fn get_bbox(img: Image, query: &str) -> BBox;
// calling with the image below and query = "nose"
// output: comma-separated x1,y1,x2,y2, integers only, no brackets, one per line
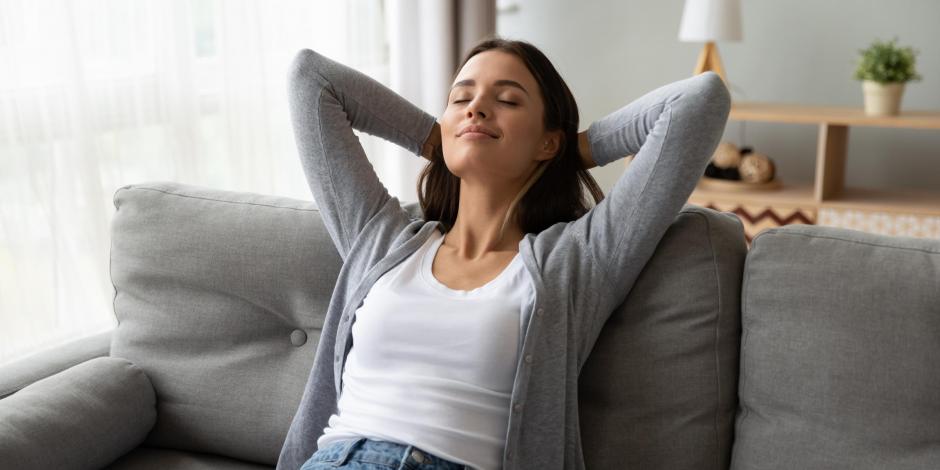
465,99,487,119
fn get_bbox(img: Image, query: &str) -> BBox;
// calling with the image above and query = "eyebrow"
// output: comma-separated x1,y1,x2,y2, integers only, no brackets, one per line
450,79,529,96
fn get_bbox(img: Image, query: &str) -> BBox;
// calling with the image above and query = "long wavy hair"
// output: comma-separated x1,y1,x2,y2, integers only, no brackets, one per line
416,36,605,239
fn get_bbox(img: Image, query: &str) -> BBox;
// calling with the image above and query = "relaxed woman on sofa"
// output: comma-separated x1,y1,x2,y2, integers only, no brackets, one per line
278,36,731,470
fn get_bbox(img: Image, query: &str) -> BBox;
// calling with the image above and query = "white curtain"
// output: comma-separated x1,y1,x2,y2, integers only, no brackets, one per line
0,0,392,365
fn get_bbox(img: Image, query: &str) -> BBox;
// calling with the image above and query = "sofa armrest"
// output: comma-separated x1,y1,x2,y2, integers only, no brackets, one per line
0,330,112,399
0,356,156,470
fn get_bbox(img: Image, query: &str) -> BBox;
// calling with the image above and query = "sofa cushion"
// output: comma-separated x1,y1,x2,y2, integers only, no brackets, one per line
579,205,747,469
109,182,341,466
105,446,273,469
0,330,112,399
731,224,940,469
0,356,156,470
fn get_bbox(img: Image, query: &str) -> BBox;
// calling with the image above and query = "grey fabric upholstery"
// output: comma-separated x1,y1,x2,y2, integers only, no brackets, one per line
730,224,940,469
5,180,936,469
580,206,746,469
0,330,112,399
105,181,748,468
0,356,156,470
105,447,274,470
108,181,338,466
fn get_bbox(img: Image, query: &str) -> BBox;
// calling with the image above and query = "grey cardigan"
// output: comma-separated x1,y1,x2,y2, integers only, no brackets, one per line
276,48,731,470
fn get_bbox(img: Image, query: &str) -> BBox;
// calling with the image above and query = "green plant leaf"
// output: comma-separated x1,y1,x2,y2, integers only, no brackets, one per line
853,36,923,84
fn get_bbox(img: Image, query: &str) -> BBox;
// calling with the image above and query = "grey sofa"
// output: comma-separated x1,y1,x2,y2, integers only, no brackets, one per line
1,181,937,470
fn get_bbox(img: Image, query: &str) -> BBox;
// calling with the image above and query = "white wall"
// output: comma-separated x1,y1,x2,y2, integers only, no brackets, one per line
496,0,939,194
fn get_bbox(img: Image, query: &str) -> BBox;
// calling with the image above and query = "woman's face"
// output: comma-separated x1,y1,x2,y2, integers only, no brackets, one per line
440,50,558,185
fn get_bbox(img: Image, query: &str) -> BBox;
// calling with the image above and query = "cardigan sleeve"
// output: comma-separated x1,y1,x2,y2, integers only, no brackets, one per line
286,48,438,261
564,71,731,353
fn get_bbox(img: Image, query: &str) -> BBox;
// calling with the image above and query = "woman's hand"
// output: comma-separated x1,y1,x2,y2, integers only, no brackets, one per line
578,130,597,170
421,121,442,161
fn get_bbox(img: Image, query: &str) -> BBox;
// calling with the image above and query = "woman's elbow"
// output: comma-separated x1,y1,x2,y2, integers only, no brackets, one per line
288,48,329,90
693,71,732,119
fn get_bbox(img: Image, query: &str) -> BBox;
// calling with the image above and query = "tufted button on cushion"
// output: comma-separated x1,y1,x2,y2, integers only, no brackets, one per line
290,329,307,346
107,182,341,464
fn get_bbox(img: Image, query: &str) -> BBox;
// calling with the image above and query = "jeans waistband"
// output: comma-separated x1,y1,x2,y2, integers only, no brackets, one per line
317,437,474,469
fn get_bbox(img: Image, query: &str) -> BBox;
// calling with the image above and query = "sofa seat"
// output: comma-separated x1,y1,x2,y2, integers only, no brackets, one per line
105,447,273,470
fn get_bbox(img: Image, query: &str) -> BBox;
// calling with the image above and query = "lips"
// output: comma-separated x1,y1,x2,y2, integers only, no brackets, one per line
458,124,499,138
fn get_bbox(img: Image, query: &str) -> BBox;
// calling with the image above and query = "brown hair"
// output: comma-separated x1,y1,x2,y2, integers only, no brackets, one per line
416,36,605,239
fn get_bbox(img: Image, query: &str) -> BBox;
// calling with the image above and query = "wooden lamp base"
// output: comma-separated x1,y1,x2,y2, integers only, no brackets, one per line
694,41,729,87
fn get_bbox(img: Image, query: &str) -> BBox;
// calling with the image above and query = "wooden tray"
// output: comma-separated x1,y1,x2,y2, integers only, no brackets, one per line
696,176,783,192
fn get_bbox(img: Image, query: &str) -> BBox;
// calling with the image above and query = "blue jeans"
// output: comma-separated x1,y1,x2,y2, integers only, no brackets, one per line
300,437,474,470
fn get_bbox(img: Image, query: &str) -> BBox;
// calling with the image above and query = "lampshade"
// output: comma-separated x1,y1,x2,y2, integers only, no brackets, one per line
678,0,742,42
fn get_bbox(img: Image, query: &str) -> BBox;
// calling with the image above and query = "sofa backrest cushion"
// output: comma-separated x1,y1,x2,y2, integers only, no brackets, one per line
579,205,747,470
109,182,749,468
109,182,339,465
731,224,940,469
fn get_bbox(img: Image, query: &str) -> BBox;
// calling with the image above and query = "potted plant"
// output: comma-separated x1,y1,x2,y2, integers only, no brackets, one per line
853,37,922,116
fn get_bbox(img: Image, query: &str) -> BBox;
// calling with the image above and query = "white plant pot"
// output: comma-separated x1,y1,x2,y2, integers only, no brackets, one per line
862,80,905,116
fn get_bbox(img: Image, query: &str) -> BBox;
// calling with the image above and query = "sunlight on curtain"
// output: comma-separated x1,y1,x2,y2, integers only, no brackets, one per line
0,0,391,365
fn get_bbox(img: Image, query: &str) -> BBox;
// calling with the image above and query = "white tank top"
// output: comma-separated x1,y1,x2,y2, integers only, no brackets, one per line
317,228,533,470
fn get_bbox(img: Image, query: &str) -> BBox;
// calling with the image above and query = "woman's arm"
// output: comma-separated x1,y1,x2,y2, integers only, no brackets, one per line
287,48,438,260
564,71,731,356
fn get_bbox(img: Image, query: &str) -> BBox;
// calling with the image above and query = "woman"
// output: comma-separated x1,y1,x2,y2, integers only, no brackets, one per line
278,37,731,470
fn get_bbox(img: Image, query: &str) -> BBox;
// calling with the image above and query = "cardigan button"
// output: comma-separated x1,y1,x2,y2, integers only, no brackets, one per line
513,402,523,412
536,308,544,315
524,354,533,364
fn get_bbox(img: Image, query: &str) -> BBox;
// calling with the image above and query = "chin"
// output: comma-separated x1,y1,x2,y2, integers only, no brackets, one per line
444,147,479,165
447,152,512,181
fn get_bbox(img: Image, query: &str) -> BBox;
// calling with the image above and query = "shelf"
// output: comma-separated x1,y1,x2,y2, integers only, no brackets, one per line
691,181,815,207
727,102,940,214
691,180,940,216
820,186,940,216
680,100,940,241
730,102,940,130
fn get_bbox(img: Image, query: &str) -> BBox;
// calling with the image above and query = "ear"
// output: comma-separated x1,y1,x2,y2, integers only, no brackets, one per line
536,129,564,162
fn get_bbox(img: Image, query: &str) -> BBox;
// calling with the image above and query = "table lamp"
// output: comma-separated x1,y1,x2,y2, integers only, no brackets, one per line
678,0,742,86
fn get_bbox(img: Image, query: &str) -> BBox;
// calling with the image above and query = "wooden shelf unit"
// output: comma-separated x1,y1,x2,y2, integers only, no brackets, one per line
680,101,940,242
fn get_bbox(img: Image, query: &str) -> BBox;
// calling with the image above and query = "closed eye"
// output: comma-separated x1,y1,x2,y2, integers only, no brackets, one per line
452,100,517,106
